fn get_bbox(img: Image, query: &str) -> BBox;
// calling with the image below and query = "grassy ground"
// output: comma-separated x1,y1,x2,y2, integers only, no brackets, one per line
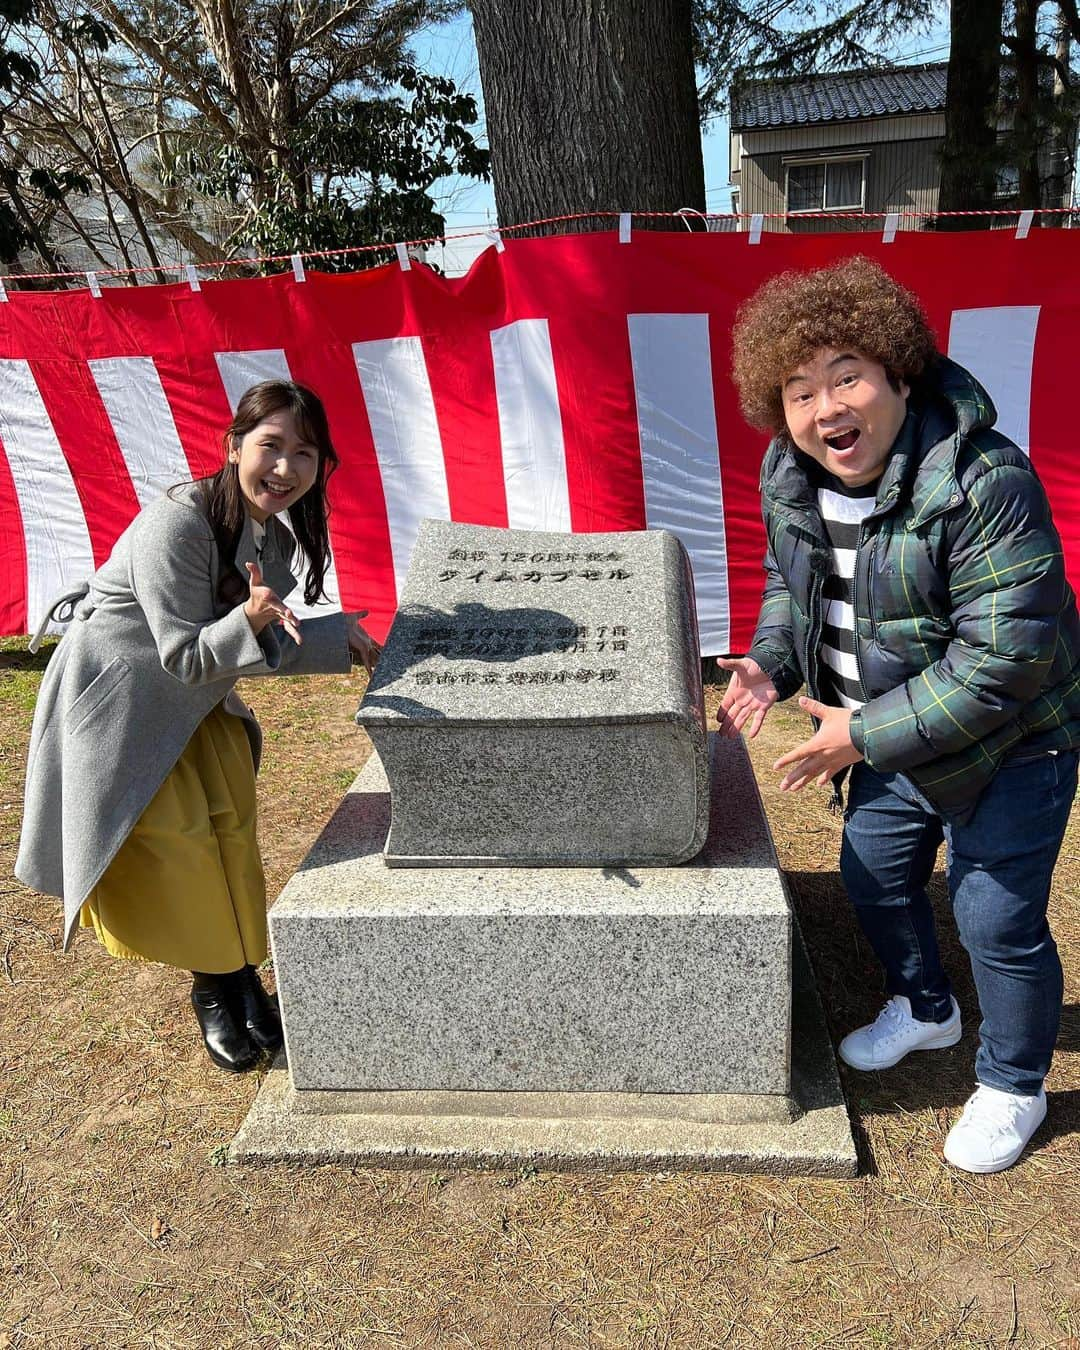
1,638,1078,1349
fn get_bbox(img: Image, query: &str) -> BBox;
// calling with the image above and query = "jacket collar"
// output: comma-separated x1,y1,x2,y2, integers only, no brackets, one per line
906,358,997,527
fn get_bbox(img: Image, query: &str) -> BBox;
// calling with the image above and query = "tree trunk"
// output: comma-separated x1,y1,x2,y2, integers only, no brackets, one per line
1047,20,1075,212
937,0,1003,228
469,0,705,230
1013,0,1042,212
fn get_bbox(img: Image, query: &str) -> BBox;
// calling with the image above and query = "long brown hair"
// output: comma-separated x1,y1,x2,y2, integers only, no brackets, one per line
199,381,340,606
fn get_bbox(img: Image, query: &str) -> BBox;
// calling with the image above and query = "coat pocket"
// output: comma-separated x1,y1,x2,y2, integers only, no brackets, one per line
66,657,132,735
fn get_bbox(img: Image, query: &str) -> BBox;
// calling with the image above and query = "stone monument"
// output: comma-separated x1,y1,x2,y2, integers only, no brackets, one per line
356,519,709,866
231,520,856,1175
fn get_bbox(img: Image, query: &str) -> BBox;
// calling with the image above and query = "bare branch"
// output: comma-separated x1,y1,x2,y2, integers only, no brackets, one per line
93,0,235,137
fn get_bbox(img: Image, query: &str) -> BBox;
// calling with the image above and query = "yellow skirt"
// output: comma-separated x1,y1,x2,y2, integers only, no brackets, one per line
80,703,267,973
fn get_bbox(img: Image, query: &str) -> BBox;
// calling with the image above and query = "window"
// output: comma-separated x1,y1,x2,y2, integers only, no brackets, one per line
785,158,865,213
994,163,1020,199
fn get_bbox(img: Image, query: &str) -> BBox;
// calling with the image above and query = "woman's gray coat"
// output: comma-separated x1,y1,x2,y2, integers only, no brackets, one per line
15,484,351,950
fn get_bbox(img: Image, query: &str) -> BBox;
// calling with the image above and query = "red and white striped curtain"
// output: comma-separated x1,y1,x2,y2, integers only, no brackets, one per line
1,227,1077,653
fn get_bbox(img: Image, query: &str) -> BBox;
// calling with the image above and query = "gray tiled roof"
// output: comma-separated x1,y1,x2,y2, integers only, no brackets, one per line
731,63,947,129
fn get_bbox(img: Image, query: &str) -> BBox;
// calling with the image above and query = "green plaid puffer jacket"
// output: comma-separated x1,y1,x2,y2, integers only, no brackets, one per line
747,357,1080,822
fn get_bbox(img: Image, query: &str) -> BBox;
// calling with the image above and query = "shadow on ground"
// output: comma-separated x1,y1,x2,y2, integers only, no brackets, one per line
788,869,1079,1145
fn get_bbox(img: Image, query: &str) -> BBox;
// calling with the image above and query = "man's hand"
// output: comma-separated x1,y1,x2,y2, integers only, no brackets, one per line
716,656,779,739
244,561,301,643
773,696,863,791
345,610,381,675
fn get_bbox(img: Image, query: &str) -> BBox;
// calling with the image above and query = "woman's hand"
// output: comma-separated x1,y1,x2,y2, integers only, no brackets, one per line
773,696,863,791
345,611,381,674
716,656,779,739
244,561,302,643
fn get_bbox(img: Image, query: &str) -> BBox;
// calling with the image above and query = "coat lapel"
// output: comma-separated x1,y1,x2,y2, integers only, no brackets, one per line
234,513,258,583
262,516,300,599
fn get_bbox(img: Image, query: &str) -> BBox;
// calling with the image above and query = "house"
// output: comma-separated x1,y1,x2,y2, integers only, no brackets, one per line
728,62,1073,231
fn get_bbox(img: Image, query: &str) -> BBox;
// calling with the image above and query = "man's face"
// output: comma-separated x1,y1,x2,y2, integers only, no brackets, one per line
781,349,910,487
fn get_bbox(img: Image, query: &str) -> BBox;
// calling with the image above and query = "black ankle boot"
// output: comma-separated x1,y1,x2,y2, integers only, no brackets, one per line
230,965,284,1054
190,972,260,1072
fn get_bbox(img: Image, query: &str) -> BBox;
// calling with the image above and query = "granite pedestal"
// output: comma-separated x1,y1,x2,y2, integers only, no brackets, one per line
270,733,785,1094
230,927,855,1176
232,736,856,1174
231,518,856,1175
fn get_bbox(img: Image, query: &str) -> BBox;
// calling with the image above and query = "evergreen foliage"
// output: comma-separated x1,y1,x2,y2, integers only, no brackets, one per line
692,0,939,121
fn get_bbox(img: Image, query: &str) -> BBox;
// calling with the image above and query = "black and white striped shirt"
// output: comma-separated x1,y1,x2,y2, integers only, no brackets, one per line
817,478,877,709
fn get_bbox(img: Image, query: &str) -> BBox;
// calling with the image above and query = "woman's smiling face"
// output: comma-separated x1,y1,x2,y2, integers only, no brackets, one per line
229,408,319,522
781,348,910,487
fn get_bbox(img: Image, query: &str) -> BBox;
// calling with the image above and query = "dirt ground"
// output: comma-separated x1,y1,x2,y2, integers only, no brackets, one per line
1,639,1078,1349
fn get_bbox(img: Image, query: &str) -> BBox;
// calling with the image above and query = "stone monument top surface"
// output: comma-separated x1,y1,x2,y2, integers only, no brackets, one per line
357,519,701,727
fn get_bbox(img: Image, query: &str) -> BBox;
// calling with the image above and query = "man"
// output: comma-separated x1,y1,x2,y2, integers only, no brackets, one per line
719,256,1080,1173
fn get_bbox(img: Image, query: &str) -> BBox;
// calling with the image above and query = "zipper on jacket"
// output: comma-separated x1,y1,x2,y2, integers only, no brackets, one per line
855,525,880,675
805,562,826,703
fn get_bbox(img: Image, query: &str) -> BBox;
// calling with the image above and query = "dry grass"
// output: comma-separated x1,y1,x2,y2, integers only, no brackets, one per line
1,639,1078,1349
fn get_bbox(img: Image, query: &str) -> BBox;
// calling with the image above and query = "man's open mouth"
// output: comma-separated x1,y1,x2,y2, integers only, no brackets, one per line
824,429,860,452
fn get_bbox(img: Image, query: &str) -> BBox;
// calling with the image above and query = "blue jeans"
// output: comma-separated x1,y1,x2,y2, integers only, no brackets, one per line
840,750,1077,1096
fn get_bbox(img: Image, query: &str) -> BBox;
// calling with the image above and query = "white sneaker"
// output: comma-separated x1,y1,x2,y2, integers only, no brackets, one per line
944,1085,1047,1173
838,995,962,1071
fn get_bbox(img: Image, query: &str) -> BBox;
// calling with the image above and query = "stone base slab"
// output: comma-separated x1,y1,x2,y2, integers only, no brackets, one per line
269,734,792,1096
230,924,857,1178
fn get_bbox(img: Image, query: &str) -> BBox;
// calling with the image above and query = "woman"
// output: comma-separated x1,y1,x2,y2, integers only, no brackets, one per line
16,380,380,1072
